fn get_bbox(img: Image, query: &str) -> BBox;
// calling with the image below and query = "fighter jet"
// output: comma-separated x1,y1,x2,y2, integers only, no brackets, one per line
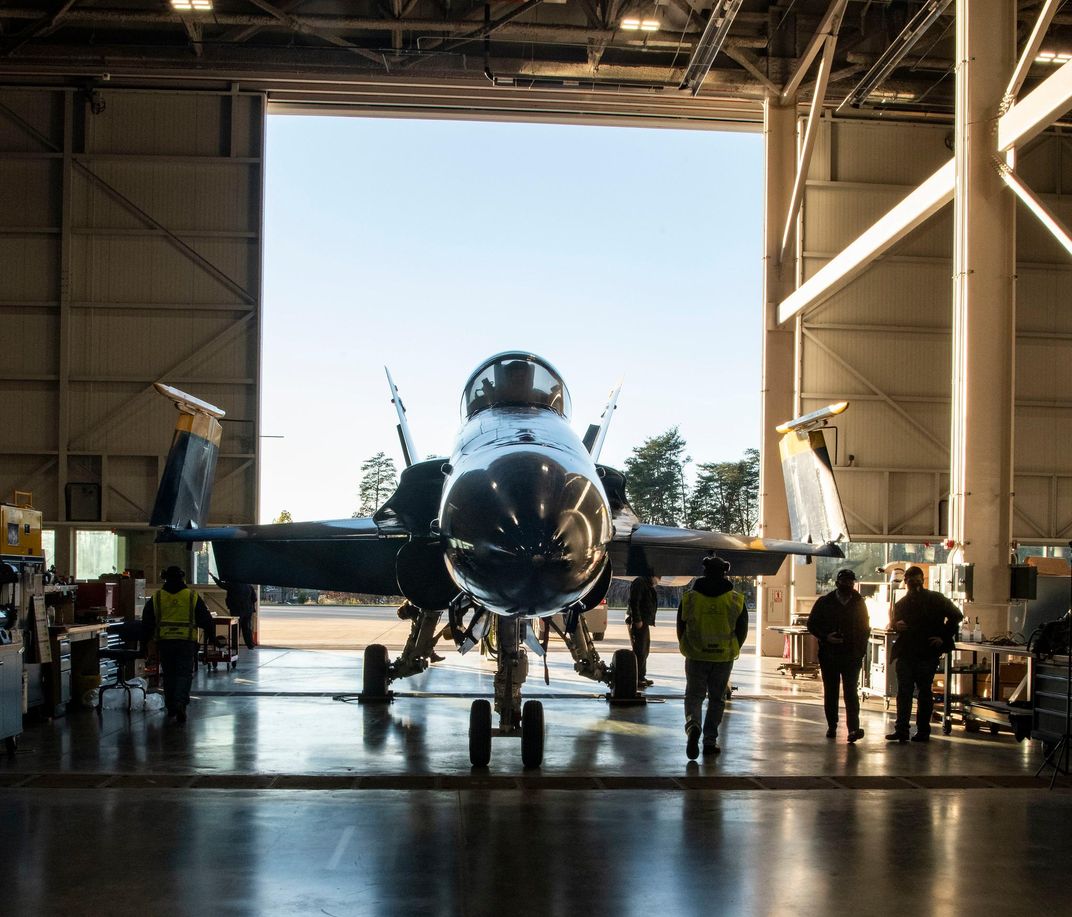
150,352,846,768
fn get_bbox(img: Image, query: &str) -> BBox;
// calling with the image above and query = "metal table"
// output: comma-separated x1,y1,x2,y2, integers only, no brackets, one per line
767,625,820,678
941,641,1033,738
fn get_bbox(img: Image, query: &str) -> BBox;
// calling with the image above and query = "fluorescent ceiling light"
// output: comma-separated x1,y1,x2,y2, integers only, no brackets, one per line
171,0,213,10
869,89,916,101
1037,51,1072,64
640,19,661,31
621,17,660,31
621,18,641,30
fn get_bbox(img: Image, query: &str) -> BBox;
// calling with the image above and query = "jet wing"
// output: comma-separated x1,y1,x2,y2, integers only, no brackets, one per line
158,517,407,595
608,523,843,579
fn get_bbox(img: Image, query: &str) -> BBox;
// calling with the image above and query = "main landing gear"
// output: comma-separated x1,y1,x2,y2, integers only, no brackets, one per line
359,606,445,701
360,598,639,769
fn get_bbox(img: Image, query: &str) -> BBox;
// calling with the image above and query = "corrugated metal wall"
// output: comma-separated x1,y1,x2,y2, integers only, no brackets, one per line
800,118,1072,545
0,87,264,556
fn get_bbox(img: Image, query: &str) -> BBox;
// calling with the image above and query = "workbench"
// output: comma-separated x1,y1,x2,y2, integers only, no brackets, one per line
941,641,1033,739
48,623,107,711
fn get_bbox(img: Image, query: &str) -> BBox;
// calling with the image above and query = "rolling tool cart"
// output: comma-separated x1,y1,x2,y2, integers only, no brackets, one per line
201,615,239,671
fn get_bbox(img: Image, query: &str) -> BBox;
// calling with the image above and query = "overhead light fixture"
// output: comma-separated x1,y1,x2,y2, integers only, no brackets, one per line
868,89,917,102
680,0,745,95
171,0,213,11
621,18,660,32
840,0,952,110
1036,51,1072,64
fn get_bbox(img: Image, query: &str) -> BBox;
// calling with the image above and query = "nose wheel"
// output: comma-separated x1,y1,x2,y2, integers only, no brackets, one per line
468,697,545,768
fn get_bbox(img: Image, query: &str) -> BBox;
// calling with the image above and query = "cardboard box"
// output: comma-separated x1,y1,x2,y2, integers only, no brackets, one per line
996,662,1028,700
1026,556,1071,576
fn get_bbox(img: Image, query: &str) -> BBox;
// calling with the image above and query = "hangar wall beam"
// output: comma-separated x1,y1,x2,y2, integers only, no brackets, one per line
758,96,798,657
776,158,954,323
948,0,1016,624
780,3,844,260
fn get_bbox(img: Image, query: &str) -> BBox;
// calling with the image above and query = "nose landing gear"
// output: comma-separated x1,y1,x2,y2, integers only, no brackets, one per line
467,616,546,769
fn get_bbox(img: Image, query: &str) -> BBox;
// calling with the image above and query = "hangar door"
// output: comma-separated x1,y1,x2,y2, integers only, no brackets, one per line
0,87,264,575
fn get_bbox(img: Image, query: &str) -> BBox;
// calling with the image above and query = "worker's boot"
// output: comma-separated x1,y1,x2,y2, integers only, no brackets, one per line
685,723,701,760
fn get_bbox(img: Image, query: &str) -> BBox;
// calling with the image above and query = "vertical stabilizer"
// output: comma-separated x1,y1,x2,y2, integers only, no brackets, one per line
385,367,419,467
150,383,225,528
779,427,848,546
584,381,623,462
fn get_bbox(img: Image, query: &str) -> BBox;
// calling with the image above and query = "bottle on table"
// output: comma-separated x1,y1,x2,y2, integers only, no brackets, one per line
972,617,983,643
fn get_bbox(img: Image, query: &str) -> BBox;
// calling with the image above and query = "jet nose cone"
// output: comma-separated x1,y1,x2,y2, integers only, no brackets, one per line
440,448,610,614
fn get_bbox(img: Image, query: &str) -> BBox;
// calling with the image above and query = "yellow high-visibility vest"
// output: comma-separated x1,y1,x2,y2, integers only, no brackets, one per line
679,588,746,662
154,587,199,642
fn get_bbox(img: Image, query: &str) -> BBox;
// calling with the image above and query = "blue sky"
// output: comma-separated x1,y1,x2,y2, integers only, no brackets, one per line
261,115,763,522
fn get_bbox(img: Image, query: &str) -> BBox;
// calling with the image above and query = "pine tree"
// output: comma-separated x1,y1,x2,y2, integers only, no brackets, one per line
624,427,690,525
355,452,399,517
687,448,759,534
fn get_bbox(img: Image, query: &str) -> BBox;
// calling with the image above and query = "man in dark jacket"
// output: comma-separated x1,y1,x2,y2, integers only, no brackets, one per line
210,572,258,650
677,555,748,759
807,568,870,743
142,565,215,723
626,575,658,688
887,565,964,743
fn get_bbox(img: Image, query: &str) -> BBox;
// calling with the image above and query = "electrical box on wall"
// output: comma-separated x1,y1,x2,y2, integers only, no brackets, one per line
1009,564,1038,600
65,483,101,522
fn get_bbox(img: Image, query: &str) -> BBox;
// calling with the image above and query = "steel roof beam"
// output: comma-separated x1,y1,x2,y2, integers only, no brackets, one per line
779,2,845,260
779,0,847,105
243,0,386,66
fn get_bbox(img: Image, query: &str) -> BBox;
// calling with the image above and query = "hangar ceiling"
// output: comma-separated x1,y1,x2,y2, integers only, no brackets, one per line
0,1,1065,123
5,1,1072,585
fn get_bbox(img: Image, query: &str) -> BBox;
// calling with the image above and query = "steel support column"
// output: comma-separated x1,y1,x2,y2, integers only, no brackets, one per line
758,97,798,657
55,90,73,575
949,0,1015,631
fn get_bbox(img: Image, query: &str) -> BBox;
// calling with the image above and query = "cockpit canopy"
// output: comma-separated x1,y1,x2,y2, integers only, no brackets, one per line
461,352,572,420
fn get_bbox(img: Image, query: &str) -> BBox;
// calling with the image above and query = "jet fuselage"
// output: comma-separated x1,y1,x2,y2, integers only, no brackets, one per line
438,356,611,617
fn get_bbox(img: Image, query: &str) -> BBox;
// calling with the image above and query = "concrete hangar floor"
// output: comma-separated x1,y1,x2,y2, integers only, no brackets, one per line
3,645,1070,917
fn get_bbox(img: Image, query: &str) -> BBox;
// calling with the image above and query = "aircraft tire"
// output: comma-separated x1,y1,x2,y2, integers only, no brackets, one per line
469,699,493,767
362,644,390,699
521,700,544,769
611,649,639,699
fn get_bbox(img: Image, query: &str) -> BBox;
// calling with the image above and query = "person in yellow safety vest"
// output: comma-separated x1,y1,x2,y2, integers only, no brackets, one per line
677,554,748,760
141,565,214,723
